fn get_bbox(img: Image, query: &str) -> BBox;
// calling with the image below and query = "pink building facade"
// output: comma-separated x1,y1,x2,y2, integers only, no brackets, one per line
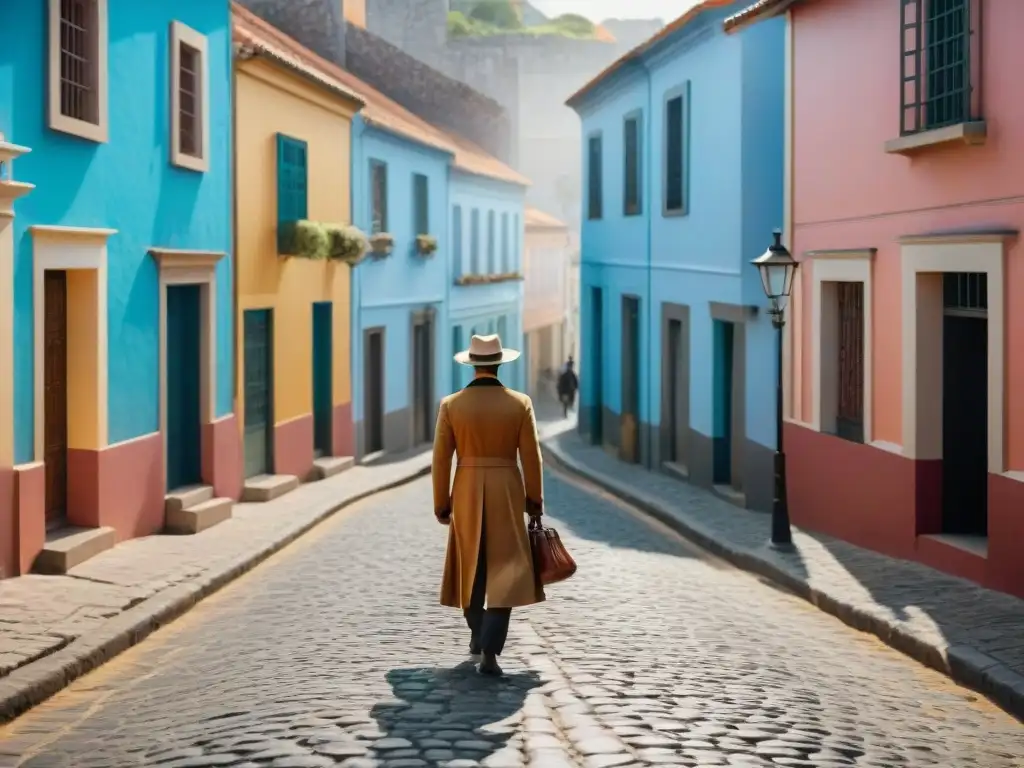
728,0,1024,598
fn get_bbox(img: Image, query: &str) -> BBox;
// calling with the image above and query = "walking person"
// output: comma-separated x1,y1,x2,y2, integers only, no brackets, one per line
432,334,545,677
557,356,579,418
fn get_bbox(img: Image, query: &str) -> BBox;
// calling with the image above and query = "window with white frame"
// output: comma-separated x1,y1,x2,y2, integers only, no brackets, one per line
49,0,108,142
812,252,873,445
170,21,209,171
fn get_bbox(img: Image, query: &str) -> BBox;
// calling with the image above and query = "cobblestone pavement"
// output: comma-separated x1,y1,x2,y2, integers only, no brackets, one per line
0,449,432,684
542,428,1024,719
1,471,1021,768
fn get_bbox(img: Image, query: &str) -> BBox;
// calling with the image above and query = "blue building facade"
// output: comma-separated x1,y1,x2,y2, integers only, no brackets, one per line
350,115,453,459
0,0,237,570
568,2,785,512
448,170,527,393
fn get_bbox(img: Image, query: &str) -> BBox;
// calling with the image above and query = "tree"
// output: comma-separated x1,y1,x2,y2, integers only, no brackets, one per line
468,0,521,30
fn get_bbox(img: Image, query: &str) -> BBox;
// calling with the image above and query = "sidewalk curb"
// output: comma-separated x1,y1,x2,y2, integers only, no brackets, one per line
542,439,1024,723
0,464,431,724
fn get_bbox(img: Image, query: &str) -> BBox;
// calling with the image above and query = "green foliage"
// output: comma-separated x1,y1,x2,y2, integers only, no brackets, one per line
279,219,329,259
447,10,477,37
415,234,438,257
551,13,594,36
468,0,521,29
326,224,368,264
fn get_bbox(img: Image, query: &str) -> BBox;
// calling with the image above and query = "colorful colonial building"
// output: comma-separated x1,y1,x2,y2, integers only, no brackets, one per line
232,7,363,498
568,1,786,511
727,0,1024,597
0,0,238,578
522,207,572,401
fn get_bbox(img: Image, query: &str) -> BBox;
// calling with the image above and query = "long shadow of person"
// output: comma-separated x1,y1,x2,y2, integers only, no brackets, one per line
367,662,541,765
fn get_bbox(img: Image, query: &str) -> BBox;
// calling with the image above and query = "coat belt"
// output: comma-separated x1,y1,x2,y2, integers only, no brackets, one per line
458,457,517,468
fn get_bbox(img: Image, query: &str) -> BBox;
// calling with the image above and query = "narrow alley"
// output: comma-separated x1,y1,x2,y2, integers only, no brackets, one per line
1,469,1020,768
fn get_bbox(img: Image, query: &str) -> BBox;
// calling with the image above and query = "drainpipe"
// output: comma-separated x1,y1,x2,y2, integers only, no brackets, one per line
643,60,655,470
443,165,452,394
351,119,362,448
231,49,240,416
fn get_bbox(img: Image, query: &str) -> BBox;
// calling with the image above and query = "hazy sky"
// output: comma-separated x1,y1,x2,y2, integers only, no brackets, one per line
530,0,700,23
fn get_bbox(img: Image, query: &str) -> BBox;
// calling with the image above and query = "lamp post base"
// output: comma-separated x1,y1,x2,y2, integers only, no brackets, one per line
767,538,796,553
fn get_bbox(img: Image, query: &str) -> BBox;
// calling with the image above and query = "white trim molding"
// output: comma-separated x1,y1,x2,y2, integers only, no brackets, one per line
150,248,224,475
169,21,210,172
30,225,114,460
47,0,109,143
809,248,875,444
899,232,1015,473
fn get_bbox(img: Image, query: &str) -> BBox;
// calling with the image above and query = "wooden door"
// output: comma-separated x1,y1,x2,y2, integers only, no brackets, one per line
166,285,203,491
712,320,734,485
590,287,603,445
666,317,690,467
43,270,68,528
620,296,640,464
244,309,274,478
364,329,384,454
312,302,333,458
729,322,746,493
412,316,433,445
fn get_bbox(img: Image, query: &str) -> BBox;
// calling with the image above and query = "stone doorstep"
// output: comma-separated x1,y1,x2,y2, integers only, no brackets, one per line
313,455,355,480
241,473,300,503
539,438,1024,724
33,526,116,575
164,483,214,514
164,497,234,535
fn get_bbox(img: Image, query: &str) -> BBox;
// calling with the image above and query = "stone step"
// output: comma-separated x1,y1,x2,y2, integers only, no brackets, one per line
165,497,233,535
241,474,299,503
34,526,116,575
313,456,354,480
165,484,214,515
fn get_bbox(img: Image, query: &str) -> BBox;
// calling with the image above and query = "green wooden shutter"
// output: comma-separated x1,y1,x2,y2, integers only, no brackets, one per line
413,173,429,235
453,205,463,276
276,134,308,252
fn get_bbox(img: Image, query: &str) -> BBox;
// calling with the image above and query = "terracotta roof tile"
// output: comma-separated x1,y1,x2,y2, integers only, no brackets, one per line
231,3,527,187
566,0,737,109
524,206,567,229
723,0,798,32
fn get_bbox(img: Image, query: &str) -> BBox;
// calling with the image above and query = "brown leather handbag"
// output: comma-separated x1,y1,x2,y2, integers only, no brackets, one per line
528,516,577,585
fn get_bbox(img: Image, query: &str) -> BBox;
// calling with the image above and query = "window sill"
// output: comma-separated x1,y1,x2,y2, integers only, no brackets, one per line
49,113,108,144
884,121,987,156
171,150,209,173
454,273,524,286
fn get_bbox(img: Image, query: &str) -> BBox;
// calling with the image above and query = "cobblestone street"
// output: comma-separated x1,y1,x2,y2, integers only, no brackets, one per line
1,470,1021,768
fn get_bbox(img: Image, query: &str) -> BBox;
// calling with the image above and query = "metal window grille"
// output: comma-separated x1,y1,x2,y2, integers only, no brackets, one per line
900,0,981,135
371,161,387,233
413,173,428,235
178,43,201,158
836,282,864,443
59,0,98,123
665,96,684,212
943,272,987,316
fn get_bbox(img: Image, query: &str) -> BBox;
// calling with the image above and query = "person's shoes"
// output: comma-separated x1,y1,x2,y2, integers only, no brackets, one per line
469,640,482,659
478,653,503,677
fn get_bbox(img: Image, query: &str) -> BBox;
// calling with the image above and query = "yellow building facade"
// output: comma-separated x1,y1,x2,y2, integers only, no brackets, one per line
234,10,365,487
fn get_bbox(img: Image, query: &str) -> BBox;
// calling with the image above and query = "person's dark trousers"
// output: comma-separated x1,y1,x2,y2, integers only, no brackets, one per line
463,518,511,656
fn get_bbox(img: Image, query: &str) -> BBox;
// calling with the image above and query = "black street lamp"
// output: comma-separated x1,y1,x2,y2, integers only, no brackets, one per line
751,230,799,549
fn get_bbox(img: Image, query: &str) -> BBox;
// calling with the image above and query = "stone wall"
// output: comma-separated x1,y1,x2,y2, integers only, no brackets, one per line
345,25,511,163
236,0,347,65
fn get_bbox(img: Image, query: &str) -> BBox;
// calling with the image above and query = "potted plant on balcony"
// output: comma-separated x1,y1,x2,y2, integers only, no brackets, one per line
326,223,369,265
368,232,394,259
279,219,329,260
415,234,438,258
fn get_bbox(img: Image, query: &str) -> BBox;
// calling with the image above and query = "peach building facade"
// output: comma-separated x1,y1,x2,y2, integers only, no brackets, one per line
729,0,1024,598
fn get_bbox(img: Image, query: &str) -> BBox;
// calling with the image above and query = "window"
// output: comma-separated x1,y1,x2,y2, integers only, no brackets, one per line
452,205,463,277
587,134,603,220
470,208,480,273
513,213,520,272
664,82,690,214
276,134,308,252
487,211,496,273
501,212,509,272
835,283,864,443
48,0,108,142
899,0,980,135
370,160,388,233
623,114,642,216
413,173,429,235
170,21,209,172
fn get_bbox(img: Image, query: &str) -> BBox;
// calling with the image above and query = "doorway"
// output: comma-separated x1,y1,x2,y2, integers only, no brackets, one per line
941,272,988,535
713,320,746,493
412,312,434,445
166,284,203,491
43,270,68,528
364,327,385,455
590,286,603,446
312,302,333,459
451,325,463,393
620,295,641,464
662,306,690,471
243,308,274,478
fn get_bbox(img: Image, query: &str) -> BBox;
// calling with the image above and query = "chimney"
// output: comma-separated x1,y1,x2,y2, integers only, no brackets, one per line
344,0,367,28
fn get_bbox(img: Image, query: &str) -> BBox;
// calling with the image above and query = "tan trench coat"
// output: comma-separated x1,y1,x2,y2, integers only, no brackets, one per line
432,377,545,610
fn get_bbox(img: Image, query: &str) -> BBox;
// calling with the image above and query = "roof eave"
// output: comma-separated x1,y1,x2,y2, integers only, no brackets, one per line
234,42,366,109
723,0,799,33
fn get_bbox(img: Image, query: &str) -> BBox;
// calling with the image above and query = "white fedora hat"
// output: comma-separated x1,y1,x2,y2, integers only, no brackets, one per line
454,334,521,366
